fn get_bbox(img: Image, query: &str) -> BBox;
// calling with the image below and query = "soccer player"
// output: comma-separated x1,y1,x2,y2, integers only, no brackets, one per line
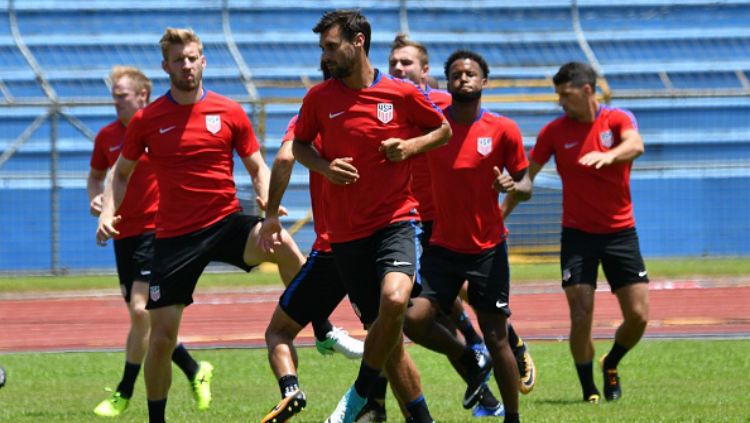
388,33,537,403
293,10,451,423
258,61,365,423
88,66,211,417
503,62,650,403
96,28,305,423
405,50,532,423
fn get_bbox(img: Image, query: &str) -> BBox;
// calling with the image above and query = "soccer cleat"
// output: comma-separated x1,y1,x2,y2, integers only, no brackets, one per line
316,327,364,359
600,354,622,401
472,403,505,417
326,385,367,423
191,361,214,411
463,347,492,409
354,398,387,422
0,366,5,388
93,389,129,417
261,389,306,423
584,392,601,404
513,342,537,394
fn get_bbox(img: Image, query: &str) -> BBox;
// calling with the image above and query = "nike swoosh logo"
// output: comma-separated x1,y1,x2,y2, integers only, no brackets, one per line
638,270,648,277
496,301,508,309
329,111,345,119
392,260,412,266
564,142,578,149
108,145,122,152
159,126,176,134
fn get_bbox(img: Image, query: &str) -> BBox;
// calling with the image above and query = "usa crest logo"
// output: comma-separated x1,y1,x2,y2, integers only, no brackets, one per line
150,285,161,302
377,103,393,124
477,137,492,156
206,114,221,134
600,130,613,148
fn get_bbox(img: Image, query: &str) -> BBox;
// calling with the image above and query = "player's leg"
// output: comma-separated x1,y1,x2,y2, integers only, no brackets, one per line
242,216,305,285
144,304,183,423
600,228,650,401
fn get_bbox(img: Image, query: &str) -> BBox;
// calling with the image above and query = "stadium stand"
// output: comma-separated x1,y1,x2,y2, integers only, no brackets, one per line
0,0,748,273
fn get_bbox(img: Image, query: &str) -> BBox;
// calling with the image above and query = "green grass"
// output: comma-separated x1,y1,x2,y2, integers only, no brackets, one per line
1,257,747,294
0,339,747,422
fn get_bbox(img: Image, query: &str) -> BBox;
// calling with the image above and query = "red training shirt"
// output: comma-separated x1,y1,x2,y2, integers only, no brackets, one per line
531,106,638,234
410,86,452,222
294,70,445,243
282,115,332,253
122,90,260,238
90,120,158,239
428,108,529,254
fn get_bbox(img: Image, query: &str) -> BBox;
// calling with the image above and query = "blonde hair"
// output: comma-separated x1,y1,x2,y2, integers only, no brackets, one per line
109,66,152,102
391,33,429,67
159,27,203,60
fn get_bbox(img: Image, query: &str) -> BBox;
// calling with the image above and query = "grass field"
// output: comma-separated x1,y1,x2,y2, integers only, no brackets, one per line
1,257,748,294
0,340,748,422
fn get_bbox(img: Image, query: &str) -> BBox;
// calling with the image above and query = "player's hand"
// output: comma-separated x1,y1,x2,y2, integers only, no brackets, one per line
579,151,614,169
492,166,516,193
255,196,289,217
96,214,121,246
256,215,284,253
379,138,413,162
89,193,103,217
325,157,359,185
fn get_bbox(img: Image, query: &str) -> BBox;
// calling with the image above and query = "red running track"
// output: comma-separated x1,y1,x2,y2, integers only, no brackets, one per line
1,280,748,353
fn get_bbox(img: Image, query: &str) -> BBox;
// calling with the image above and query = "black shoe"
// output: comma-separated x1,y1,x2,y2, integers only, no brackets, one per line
463,348,492,409
355,398,387,422
600,354,622,401
261,389,306,423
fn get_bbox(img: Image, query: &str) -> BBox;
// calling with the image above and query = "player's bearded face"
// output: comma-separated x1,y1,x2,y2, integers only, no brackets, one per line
164,42,205,92
320,26,356,79
448,59,485,103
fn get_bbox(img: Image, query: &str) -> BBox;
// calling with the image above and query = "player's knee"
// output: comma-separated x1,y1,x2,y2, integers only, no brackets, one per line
130,306,150,329
380,288,409,317
568,302,594,325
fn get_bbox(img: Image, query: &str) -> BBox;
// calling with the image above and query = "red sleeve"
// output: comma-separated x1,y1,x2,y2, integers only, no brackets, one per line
233,106,260,158
404,83,445,131
530,123,554,166
611,108,638,140
90,131,109,170
121,110,146,162
282,115,299,144
501,119,529,174
294,90,319,144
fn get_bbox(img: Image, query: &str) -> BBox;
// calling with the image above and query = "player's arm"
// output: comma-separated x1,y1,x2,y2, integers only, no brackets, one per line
96,156,137,245
256,142,294,252
292,139,359,185
380,120,451,162
502,160,543,219
579,128,644,169
240,150,271,211
86,168,107,216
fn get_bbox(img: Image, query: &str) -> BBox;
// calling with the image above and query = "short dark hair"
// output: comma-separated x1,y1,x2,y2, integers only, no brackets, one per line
391,33,429,66
444,50,489,80
313,10,371,55
553,62,597,89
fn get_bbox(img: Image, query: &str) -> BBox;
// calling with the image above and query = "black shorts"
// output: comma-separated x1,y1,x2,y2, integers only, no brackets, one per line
147,213,261,309
331,220,422,325
560,227,649,293
420,242,512,317
113,232,154,303
279,250,348,327
419,220,433,251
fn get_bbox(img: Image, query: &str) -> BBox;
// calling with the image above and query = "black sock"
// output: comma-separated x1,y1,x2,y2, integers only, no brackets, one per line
604,342,629,369
479,385,500,408
311,319,334,342
147,398,167,423
278,374,299,398
457,311,483,346
405,395,433,423
459,346,479,371
171,343,199,380
508,323,521,348
504,412,520,423
575,361,599,398
369,375,388,404
353,362,380,398
116,361,141,399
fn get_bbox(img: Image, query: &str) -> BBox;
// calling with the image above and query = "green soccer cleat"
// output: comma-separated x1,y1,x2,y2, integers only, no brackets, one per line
315,327,364,359
93,389,129,417
191,361,214,411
